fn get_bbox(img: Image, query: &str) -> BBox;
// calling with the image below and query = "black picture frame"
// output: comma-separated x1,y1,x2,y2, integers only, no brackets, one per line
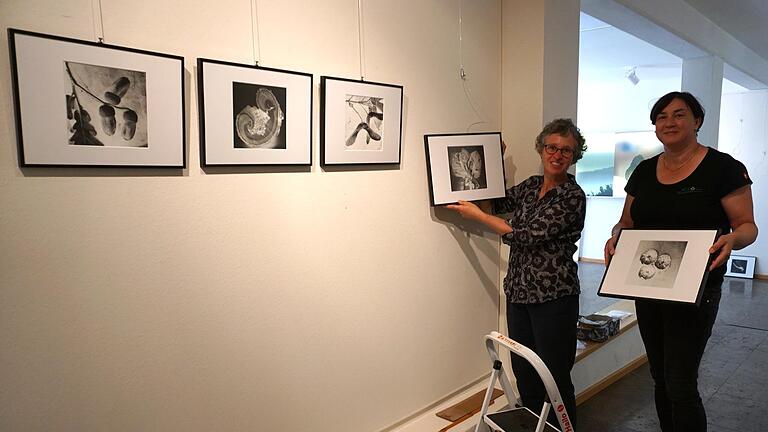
424,132,506,206
320,76,403,166
725,254,756,279
197,58,313,166
598,229,719,305
8,28,185,168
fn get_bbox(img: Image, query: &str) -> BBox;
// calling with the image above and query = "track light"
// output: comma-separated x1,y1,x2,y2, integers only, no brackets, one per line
626,68,640,85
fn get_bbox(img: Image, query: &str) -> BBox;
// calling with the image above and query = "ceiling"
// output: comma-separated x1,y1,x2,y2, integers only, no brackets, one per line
682,0,768,62
579,1,768,91
579,13,682,84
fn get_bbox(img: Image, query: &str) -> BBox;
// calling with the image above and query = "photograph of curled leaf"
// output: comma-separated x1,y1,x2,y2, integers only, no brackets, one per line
344,94,383,150
64,61,147,147
447,145,487,191
232,82,286,149
198,58,312,166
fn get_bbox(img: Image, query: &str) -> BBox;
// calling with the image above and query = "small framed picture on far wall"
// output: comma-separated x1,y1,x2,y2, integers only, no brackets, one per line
725,255,756,279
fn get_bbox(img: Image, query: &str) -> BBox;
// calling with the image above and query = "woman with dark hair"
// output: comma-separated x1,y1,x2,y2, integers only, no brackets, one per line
605,91,757,431
448,118,587,427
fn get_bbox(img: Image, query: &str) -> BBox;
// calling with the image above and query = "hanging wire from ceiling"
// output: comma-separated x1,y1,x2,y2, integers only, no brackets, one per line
458,0,486,132
250,0,262,65
91,0,105,43
357,0,366,80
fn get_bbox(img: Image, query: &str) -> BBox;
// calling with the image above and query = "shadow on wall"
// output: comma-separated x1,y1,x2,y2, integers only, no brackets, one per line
429,153,519,305
433,206,500,304
503,154,518,189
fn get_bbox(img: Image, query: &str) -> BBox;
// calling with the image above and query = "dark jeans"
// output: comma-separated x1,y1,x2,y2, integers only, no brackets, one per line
507,294,579,429
636,281,722,432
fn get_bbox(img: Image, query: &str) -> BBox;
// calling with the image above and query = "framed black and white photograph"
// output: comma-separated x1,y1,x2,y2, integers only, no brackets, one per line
320,76,403,165
598,229,719,305
725,255,756,279
424,132,506,206
198,58,312,166
9,28,185,167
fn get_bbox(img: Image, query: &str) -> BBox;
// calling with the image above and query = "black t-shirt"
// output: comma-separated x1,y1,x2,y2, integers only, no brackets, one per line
625,147,752,279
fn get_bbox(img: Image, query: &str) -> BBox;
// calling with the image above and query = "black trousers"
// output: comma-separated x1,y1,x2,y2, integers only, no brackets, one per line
636,280,722,432
507,294,579,429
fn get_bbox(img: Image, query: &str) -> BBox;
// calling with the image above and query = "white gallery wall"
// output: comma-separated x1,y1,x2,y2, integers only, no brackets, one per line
0,1,509,431
719,90,768,275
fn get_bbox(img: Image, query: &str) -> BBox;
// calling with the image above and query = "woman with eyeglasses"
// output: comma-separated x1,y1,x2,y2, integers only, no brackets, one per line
604,91,757,431
448,118,587,427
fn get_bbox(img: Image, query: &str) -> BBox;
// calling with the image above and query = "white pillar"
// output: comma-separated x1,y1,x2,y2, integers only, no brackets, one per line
501,0,581,184
681,56,724,148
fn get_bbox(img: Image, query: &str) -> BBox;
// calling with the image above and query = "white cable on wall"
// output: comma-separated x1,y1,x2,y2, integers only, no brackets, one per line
250,0,262,65
91,0,105,43
357,0,366,80
458,0,486,132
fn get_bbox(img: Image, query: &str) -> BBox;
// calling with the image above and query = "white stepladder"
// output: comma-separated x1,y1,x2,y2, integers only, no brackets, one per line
474,331,575,432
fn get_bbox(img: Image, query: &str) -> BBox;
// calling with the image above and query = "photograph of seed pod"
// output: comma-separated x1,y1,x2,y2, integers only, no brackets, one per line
625,240,687,288
320,76,402,165
344,94,383,151
64,61,147,147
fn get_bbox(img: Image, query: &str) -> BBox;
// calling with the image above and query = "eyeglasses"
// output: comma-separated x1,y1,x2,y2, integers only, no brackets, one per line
543,144,574,158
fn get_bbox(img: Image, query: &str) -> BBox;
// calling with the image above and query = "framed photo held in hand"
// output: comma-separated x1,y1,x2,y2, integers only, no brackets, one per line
424,132,506,206
598,229,719,305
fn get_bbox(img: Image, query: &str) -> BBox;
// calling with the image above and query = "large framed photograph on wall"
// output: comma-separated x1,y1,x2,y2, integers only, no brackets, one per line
8,28,185,167
198,58,312,166
424,132,506,206
598,229,719,305
320,76,403,165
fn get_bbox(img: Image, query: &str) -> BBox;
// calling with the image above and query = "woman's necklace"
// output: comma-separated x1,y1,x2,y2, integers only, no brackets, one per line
662,144,700,172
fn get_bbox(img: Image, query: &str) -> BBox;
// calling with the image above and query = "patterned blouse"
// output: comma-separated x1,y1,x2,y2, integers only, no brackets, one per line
492,175,586,304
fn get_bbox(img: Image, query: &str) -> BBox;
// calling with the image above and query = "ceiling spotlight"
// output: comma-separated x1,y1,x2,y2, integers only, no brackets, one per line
626,68,640,85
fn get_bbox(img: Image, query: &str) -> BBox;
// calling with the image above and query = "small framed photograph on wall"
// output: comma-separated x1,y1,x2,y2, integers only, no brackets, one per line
598,229,719,305
424,132,506,206
725,255,756,279
9,28,185,167
198,58,313,166
320,76,403,165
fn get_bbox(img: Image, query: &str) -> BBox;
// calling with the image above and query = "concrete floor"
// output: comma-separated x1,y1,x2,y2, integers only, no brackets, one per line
576,262,768,432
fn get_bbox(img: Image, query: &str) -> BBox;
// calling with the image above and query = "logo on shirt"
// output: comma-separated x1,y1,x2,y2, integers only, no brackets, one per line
677,186,704,195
